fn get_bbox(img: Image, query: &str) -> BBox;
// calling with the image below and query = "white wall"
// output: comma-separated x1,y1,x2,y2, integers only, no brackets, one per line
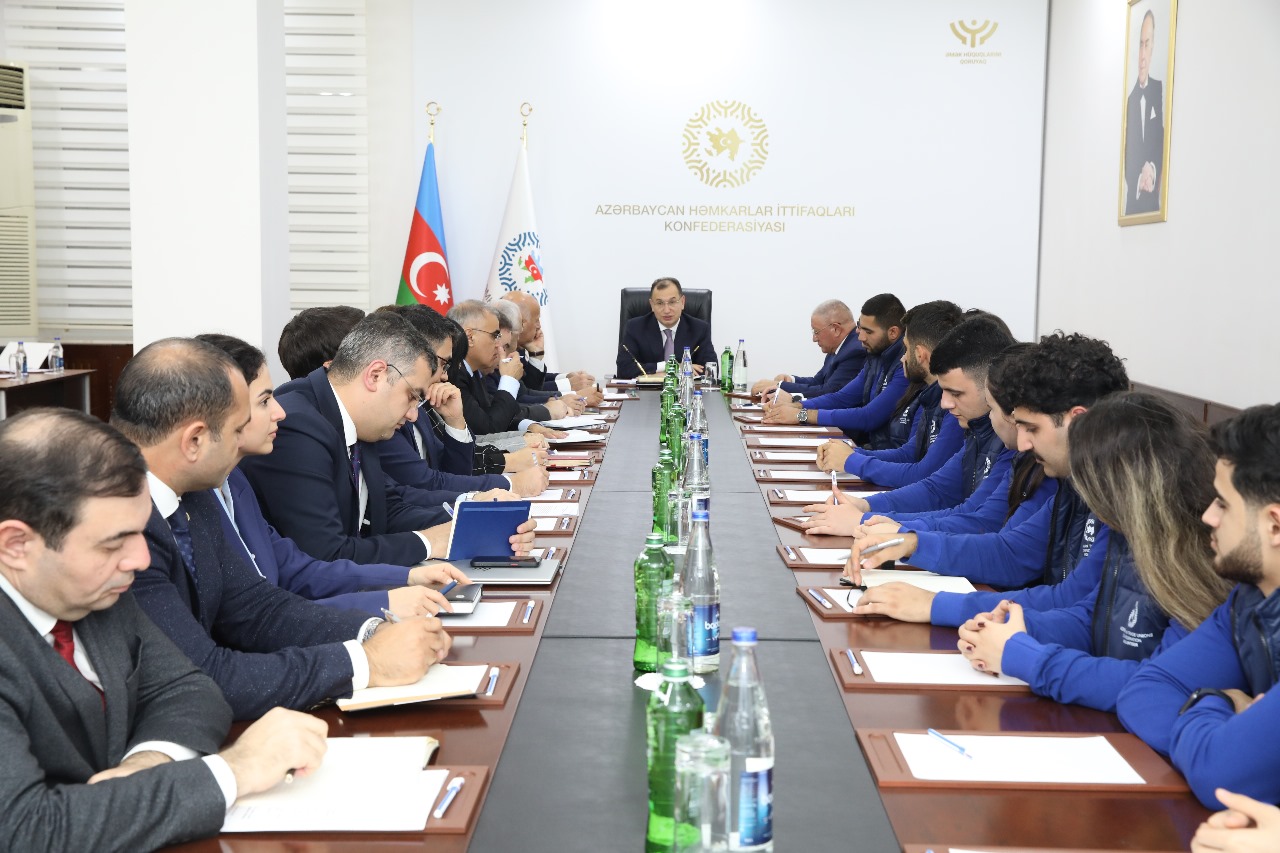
382,0,1048,380
1038,0,1280,409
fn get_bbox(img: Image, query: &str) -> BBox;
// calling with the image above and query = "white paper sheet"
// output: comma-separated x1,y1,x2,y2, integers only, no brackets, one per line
894,732,1145,785
532,517,566,531
603,392,631,400
753,438,831,447
540,415,608,428
546,429,602,444
438,600,520,628
548,471,589,482
798,547,851,564
531,488,565,500
529,502,581,517
860,651,1028,687
223,738,446,832
826,572,977,612
744,426,839,434
780,489,831,502
758,451,817,461
765,470,860,481
337,663,488,711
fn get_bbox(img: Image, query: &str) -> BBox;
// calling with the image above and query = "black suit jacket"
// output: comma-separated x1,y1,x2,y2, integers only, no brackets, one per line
450,363,547,433
0,590,230,850
240,367,446,566
615,313,714,378
1124,77,1164,215
132,491,370,720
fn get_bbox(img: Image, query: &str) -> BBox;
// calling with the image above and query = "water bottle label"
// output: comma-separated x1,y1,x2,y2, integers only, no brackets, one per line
689,603,719,656
737,760,774,846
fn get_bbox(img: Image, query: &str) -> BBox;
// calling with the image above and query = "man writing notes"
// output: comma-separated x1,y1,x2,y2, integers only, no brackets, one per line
0,408,327,852
616,276,714,379
751,299,865,399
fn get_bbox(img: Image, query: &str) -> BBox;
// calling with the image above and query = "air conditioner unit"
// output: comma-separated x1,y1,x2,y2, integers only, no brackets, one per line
0,62,37,339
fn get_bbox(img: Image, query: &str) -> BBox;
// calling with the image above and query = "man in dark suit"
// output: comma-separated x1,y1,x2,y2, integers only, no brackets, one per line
0,407,328,851
502,290,602,406
112,337,451,720
447,299,572,435
197,333,472,619
1124,9,1164,216
615,276,714,379
751,298,866,399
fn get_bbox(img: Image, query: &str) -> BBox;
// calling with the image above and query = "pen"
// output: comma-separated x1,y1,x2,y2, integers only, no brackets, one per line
772,488,784,499
807,588,832,609
545,546,557,560
927,728,975,760
284,769,296,784
485,666,500,695
443,501,455,518
559,516,571,530
620,344,648,376
522,601,535,623
433,776,465,819
438,580,458,597
567,488,577,500
844,648,864,676
380,608,402,624
830,470,838,493
783,545,798,561
858,537,906,564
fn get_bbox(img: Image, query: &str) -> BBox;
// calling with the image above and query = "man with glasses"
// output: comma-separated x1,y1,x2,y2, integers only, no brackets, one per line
751,299,865,399
240,312,536,567
615,277,714,379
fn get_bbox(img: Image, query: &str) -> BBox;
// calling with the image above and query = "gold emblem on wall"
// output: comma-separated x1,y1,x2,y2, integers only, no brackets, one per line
950,19,999,47
682,101,769,189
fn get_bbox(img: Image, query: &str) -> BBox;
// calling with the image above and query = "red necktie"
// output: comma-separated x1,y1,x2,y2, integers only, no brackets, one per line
51,619,104,706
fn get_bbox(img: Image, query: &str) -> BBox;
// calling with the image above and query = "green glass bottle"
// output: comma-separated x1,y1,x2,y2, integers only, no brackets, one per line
720,345,734,393
634,533,673,672
646,659,705,852
666,404,686,480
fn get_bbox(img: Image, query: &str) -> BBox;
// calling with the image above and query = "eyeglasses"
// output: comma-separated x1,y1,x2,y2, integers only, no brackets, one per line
650,298,683,310
386,362,426,408
811,323,838,340
467,327,502,341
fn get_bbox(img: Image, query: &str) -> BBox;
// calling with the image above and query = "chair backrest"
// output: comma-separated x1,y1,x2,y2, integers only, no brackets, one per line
618,287,713,347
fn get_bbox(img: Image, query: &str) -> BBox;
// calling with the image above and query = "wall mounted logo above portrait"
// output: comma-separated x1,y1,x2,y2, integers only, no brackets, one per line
681,101,769,189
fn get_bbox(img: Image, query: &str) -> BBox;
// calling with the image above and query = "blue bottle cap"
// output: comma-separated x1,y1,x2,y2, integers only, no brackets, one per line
691,509,709,521
689,432,701,440
694,390,703,396
732,627,758,643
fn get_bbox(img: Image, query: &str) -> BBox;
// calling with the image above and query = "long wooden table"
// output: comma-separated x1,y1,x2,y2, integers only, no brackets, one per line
168,388,1208,851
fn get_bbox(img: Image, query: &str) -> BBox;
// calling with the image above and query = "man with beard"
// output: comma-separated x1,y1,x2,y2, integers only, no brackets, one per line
1118,403,1280,810
762,293,909,449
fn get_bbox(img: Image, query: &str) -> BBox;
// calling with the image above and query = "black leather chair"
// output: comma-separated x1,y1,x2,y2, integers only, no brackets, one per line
618,287,713,347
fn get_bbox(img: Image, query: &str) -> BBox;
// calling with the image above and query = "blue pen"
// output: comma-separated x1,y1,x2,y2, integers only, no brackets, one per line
844,648,863,676
438,580,458,597
433,776,465,819
807,588,832,609
927,728,975,760
442,501,455,518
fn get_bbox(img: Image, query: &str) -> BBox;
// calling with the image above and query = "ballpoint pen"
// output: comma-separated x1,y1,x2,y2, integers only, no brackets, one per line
783,545,798,561
619,344,648,376
545,546,557,560
485,666,500,695
380,608,401,624
858,537,906,565
844,648,864,676
559,516,571,530
772,488,784,499
566,488,577,500
927,728,975,760
807,588,832,609
521,601,535,623
438,580,458,597
433,776,466,819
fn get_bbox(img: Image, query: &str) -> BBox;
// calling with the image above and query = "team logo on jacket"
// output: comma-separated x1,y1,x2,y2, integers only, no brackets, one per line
1128,601,1140,629
682,101,769,188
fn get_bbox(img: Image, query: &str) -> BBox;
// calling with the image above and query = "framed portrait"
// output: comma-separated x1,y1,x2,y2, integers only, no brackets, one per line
1118,0,1177,225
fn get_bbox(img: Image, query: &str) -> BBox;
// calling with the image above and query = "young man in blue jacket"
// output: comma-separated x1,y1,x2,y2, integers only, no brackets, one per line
762,293,909,449
816,300,964,488
1118,404,1280,809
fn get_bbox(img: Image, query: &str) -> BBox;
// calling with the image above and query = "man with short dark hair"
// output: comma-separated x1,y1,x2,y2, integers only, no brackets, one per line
764,293,908,449
751,299,865,399
278,305,366,380
615,277,713,379
0,407,328,852
1119,404,1280,809
115,337,453,721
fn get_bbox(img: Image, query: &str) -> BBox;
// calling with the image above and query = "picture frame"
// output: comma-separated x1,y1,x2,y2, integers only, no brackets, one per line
1118,0,1178,225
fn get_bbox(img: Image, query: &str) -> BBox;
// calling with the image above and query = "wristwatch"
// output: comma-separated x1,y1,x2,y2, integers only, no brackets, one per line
1178,687,1233,715
527,350,545,358
797,408,809,425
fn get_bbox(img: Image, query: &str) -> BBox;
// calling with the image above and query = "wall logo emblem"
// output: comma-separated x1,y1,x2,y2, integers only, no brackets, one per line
682,101,769,188
495,231,548,306
950,19,999,47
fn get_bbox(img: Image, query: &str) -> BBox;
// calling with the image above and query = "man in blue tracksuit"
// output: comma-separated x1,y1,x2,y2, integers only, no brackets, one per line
819,300,964,488
1118,404,1280,809
762,293,908,448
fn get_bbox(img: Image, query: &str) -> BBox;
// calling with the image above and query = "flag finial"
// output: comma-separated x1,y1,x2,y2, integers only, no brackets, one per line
425,101,441,144
520,102,533,148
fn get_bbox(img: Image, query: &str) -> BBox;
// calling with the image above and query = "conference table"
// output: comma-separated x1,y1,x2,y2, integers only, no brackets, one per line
172,387,1210,852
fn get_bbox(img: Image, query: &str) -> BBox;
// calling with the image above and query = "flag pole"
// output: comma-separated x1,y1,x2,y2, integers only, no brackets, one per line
520,101,532,148
426,100,440,144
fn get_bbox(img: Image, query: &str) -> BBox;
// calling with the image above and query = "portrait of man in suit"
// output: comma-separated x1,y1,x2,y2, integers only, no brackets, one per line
1119,0,1176,223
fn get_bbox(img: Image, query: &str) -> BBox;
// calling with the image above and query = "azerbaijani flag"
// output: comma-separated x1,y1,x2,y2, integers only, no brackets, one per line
396,141,453,311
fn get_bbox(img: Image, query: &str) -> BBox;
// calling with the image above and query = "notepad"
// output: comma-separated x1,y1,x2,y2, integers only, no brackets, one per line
893,732,1145,785
603,392,631,400
799,547,851,564
766,470,859,481
746,426,832,433
541,415,608,428
531,488,565,500
445,500,531,560
223,737,446,832
753,437,830,447
337,663,489,711
828,572,978,611
529,502,581,517
861,651,1028,687
780,489,831,502
548,470,589,481
758,451,817,461
546,429,602,444
438,600,519,628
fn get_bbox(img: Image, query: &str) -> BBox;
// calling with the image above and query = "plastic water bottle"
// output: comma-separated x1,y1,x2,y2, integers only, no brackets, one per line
647,658,706,852
634,533,674,672
682,432,710,512
681,509,720,673
48,337,64,374
713,627,774,850
687,391,709,466
732,339,747,392
679,369,695,411
681,345,694,377
12,341,29,380
720,346,734,393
